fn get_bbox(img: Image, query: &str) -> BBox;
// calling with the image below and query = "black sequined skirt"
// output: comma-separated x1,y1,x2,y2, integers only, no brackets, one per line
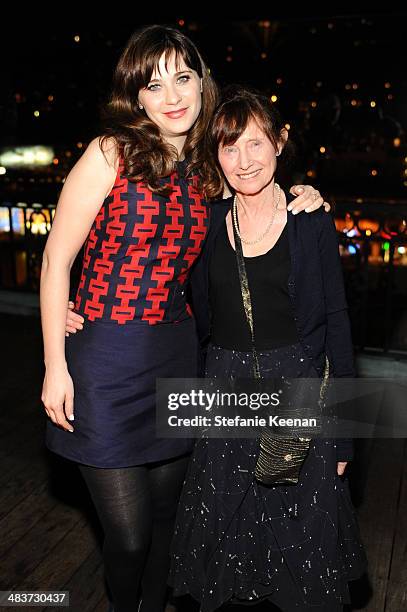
169,342,367,612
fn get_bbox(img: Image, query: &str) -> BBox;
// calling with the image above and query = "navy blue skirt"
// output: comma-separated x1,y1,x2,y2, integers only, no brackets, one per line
45,317,198,467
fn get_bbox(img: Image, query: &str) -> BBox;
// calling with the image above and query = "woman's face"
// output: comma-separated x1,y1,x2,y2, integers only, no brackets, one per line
138,52,202,141
217,118,285,196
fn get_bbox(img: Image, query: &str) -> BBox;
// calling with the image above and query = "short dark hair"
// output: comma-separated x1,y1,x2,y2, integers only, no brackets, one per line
202,85,294,200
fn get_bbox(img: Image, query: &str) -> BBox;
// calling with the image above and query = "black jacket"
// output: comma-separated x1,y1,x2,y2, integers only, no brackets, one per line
188,193,355,461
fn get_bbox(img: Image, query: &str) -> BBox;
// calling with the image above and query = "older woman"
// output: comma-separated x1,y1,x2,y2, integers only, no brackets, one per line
168,87,367,612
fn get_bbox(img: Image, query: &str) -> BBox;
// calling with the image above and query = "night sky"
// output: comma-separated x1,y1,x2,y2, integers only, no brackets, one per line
1,9,406,197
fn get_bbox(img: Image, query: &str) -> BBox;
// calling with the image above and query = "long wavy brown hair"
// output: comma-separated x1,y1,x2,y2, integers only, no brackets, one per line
201,85,294,200
99,25,219,196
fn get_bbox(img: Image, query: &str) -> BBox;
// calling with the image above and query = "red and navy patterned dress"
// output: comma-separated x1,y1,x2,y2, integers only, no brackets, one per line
75,156,208,325
45,158,210,467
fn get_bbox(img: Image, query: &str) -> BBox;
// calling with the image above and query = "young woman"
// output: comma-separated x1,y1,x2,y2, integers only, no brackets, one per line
47,26,328,612
168,87,367,612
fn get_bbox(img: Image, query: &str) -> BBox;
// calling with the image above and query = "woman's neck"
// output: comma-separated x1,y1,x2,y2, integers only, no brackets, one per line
235,180,277,221
163,133,187,160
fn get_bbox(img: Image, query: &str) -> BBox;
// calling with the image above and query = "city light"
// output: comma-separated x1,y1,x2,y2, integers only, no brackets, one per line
0,146,55,168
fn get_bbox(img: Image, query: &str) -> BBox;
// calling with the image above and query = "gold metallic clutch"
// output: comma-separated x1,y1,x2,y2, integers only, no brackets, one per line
254,435,312,485
254,357,329,486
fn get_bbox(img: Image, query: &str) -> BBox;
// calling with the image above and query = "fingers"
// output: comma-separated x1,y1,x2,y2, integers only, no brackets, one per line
289,185,305,196
43,402,74,432
287,185,306,212
305,195,324,213
337,461,347,476
288,188,316,215
41,369,75,432
288,185,325,214
65,394,75,423
66,302,84,334
41,388,75,432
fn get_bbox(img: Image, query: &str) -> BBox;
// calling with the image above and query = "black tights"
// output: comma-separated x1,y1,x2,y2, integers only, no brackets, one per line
78,454,190,612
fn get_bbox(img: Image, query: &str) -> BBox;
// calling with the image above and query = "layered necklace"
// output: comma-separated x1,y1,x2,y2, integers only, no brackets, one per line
232,182,281,246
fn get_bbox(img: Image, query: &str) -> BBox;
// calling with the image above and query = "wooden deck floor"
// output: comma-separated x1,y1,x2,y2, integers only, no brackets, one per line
0,314,406,612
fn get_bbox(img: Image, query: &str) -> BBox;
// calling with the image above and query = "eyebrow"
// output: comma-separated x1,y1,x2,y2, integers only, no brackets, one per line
148,70,193,84
223,138,262,146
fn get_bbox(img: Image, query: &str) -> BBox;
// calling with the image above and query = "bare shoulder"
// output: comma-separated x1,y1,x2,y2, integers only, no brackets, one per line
68,136,119,198
84,136,120,172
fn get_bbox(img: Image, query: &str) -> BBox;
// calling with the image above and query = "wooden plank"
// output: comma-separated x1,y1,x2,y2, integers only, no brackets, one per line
0,449,50,523
93,596,110,612
20,518,99,593
0,481,56,552
0,502,84,589
59,547,106,612
384,439,407,611
357,439,404,611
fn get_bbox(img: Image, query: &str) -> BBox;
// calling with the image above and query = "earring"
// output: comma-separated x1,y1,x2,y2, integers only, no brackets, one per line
139,104,144,110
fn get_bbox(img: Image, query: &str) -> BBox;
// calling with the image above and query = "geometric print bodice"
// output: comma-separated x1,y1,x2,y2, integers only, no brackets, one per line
74,158,210,324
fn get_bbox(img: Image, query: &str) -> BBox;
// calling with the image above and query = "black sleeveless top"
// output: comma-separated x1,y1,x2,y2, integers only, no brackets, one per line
209,219,299,350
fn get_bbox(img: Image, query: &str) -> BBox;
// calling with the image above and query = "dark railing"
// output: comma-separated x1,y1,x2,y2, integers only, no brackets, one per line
333,199,407,354
1,197,407,355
